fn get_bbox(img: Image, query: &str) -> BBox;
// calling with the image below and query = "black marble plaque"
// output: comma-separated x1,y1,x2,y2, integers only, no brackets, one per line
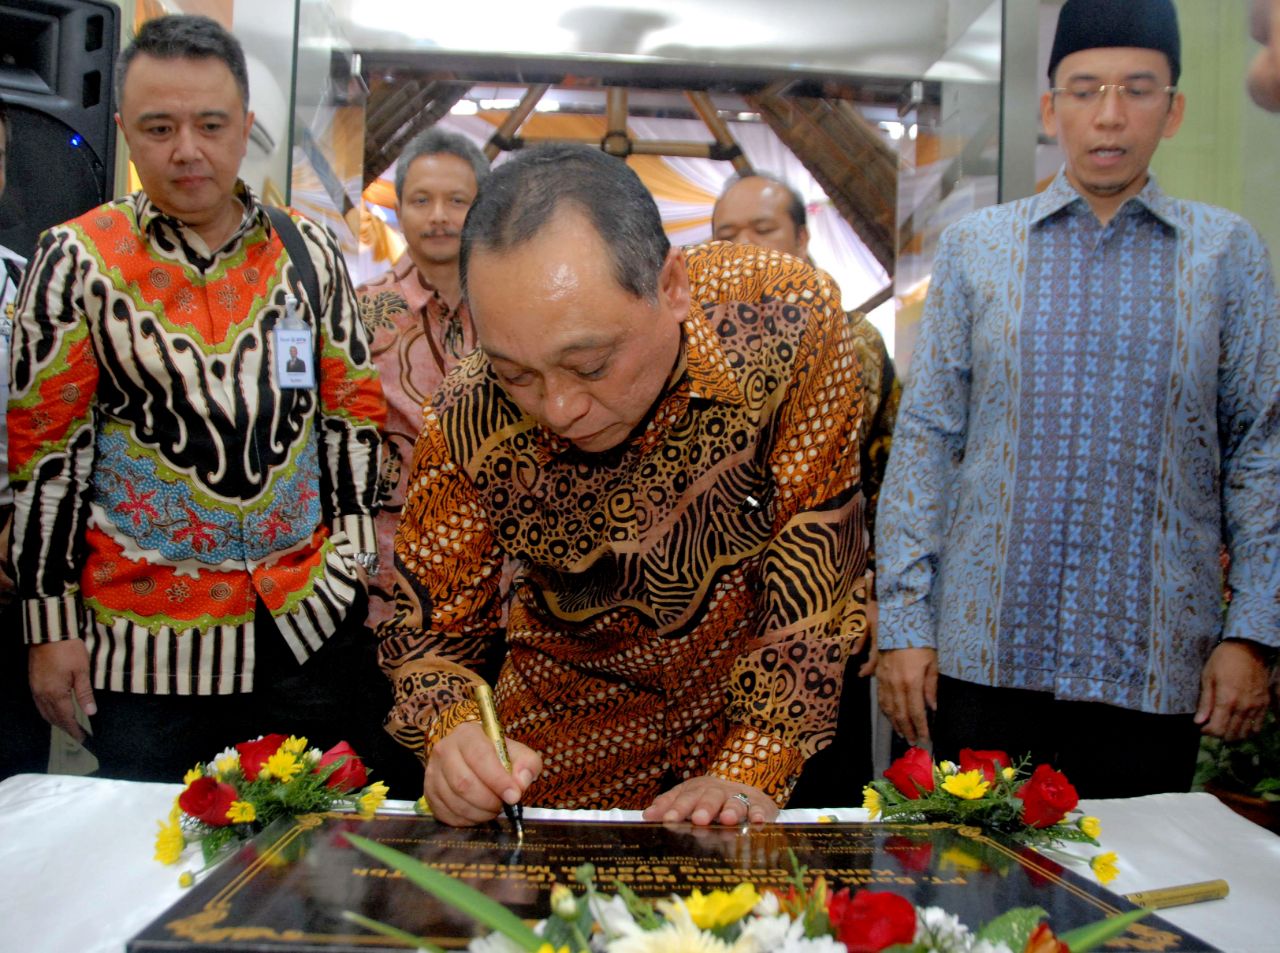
128,814,1215,951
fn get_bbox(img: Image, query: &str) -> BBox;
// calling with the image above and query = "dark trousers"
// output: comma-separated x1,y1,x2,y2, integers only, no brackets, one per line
0,602,50,780
788,645,874,807
930,675,1201,798
85,594,424,798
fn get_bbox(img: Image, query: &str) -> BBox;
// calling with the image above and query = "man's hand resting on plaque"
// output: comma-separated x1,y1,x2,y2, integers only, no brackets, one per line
424,722,542,826
642,776,777,826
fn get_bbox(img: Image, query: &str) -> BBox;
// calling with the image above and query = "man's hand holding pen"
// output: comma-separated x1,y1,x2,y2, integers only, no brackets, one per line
423,721,541,828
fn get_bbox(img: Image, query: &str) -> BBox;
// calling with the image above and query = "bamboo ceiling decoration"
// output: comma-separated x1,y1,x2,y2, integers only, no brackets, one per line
746,89,898,273
358,57,909,276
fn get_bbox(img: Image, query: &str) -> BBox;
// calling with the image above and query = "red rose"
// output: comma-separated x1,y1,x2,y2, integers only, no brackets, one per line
236,734,289,781
828,888,917,953
885,834,934,873
178,776,238,827
1017,764,1079,828
316,741,368,792
958,748,1011,783
884,747,936,799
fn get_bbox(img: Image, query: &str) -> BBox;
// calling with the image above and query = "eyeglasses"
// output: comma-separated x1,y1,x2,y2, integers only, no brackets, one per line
1050,83,1177,110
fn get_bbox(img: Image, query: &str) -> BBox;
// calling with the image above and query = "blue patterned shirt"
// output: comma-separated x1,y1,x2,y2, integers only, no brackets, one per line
877,171,1279,714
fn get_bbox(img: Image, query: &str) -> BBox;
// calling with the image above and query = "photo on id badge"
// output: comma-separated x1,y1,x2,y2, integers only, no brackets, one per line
275,326,315,389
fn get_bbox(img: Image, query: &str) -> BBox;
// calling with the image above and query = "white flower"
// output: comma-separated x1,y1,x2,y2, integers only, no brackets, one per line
969,942,1015,953
740,912,797,949
913,907,1015,953
752,892,781,917
605,902,752,953
590,893,641,939
781,938,846,953
918,905,968,941
738,912,848,952
604,924,736,953
467,934,526,953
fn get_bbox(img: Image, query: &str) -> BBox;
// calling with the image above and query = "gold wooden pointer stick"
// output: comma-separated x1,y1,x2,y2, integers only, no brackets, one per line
1123,879,1229,909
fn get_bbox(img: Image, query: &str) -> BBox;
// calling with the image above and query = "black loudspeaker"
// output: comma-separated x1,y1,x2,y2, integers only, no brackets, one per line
0,0,119,262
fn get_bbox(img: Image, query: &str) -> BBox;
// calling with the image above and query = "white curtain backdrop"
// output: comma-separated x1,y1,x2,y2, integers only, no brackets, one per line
628,116,889,313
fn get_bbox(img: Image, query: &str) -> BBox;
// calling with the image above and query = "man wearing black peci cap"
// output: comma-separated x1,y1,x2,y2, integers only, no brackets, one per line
876,0,1279,796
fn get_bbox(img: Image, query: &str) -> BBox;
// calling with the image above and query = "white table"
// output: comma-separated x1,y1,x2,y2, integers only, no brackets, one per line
2,773,1277,952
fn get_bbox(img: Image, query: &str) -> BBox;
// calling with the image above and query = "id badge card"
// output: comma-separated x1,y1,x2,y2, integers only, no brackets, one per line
273,298,316,390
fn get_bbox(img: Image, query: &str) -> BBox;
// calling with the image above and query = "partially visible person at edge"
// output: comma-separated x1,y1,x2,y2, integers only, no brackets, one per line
1248,0,1280,112
0,97,49,780
355,129,490,631
1248,0,1280,720
711,171,899,805
5,15,421,792
377,144,869,827
875,0,1278,798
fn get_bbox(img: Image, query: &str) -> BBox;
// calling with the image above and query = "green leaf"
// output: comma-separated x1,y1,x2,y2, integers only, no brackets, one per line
341,911,446,951
611,878,661,929
343,833,543,951
1057,908,1150,952
974,906,1047,949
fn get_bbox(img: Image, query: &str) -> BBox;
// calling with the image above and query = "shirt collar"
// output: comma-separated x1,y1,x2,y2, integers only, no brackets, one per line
682,303,745,406
1031,167,1183,231
132,179,265,243
392,251,425,285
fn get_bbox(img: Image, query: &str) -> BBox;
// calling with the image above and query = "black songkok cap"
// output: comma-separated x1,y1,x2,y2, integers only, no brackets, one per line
1048,0,1181,85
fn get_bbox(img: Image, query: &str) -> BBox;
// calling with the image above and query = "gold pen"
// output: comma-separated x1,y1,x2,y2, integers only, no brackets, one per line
1123,879,1229,909
472,682,524,841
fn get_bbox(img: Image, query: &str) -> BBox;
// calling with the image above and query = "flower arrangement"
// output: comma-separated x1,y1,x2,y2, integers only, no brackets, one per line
862,749,1115,883
340,835,1147,953
1196,709,1280,802
1196,709,1280,833
153,733,389,885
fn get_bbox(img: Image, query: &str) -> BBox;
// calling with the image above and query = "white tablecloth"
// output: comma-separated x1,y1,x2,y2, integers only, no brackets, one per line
1,773,1277,952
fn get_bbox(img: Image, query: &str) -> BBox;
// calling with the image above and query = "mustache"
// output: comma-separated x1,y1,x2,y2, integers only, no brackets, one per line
417,229,461,239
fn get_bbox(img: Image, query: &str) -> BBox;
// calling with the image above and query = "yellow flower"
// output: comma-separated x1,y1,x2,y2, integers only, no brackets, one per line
939,846,984,872
1078,815,1101,839
941,770,990,800
1001,766,1016,781
182,764,204,785
862,785,882,820
214,753,240,779
1090,851,1119,884
153,813,186,865
227,800,257,823
263,750,304,782
684,883,760,930
282,735,308,756
810,876,828,909
358,781,390,818
534,946,570,953
178,871,195,889
939,760,958,776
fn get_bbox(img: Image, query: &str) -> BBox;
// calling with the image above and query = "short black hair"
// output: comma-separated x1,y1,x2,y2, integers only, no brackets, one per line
716,172,807,230
394,127,490,203
116,15,249,112
460,144,670,302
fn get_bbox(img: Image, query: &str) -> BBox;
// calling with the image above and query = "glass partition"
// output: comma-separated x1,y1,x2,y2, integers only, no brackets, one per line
287,0,1006,368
